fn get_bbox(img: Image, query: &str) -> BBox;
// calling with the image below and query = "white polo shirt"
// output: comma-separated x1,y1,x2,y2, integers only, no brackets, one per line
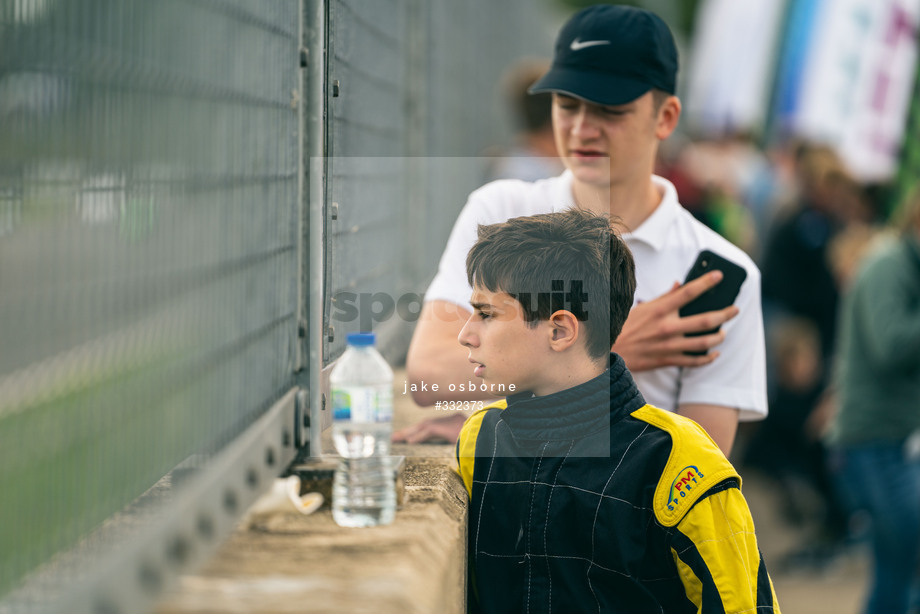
425,171,767,421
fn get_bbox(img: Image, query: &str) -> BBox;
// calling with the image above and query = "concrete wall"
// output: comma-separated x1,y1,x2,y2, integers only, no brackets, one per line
157,369,470,613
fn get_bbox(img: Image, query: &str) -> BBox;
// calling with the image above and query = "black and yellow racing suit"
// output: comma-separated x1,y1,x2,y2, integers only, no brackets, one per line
456,355,780,614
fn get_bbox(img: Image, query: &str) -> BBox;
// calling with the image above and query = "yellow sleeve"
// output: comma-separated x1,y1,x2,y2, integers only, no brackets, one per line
632,404,780,611
670,484,781,613
454,401,506,498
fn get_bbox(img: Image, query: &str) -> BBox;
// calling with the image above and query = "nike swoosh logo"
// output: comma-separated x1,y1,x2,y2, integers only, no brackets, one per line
570,38,611,51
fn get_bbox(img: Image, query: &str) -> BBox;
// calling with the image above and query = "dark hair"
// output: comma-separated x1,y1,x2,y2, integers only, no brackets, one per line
503,59,553,133
465,209,636,360
519,91,553,133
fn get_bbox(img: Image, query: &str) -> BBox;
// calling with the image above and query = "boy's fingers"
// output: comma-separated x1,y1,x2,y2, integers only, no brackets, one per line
394,414,465,444
392,421,426,442
675,330,726,354
405,421,462,444
391,425,416,442
394,422,431,443
632,348,720,371
667,270,724,308
651,328,725,355
669,350,720,368
674,305,738,334
405,426,450,444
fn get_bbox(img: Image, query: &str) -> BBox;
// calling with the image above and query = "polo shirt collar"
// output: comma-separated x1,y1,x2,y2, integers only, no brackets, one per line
560,172,679,251
621,175,679,252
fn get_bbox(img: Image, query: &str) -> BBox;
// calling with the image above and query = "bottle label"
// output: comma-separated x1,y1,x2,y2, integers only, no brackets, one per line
332,386,393,423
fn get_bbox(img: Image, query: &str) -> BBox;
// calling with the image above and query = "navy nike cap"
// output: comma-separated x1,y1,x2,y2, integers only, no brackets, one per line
530,4,678,106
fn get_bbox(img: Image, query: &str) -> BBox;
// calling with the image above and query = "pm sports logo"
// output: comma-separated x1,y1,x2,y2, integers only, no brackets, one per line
667,465,705,512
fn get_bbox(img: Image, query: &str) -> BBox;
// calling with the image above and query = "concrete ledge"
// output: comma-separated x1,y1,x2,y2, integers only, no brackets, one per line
157,370,469,614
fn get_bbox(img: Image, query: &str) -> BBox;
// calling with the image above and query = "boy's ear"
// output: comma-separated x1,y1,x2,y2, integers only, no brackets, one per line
547,310,581,352
655,95,681,141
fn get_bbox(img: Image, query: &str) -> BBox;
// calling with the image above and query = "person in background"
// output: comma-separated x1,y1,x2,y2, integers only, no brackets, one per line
394,4,768,454
825,187,920,614
485,59,564,182
761,143,851,362
742,317,848,566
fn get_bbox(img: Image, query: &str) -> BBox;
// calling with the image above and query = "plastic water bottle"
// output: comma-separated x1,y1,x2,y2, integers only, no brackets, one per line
330,332,396,527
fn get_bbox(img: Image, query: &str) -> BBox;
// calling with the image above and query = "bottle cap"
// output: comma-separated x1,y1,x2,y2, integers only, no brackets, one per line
346,332,376,346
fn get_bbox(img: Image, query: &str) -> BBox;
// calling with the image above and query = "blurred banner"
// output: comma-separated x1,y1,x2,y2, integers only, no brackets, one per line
683,0,788,136
687,0,920,183
774,0,920,181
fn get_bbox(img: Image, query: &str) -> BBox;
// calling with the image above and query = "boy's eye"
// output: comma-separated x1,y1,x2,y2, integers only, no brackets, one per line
556,99,579,112
477,311,492,320
602,107,626,116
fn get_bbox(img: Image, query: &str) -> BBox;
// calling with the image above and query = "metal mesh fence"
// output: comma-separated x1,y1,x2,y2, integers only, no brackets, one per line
0,0,301,603
323,0,555,364
0,0,556,609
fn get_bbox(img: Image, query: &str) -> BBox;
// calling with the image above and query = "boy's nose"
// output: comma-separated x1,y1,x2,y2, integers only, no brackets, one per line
458,316,478,348
572,107,600,139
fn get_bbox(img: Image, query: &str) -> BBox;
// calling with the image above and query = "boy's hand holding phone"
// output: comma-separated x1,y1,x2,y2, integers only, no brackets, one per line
612,263,741,371
678,250,747,356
